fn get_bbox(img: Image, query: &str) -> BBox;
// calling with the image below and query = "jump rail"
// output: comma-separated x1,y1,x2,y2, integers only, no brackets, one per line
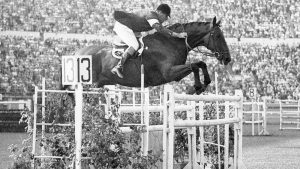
163,85,244,169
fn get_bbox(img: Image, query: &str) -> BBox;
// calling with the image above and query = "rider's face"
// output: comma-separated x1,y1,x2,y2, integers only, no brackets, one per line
157,11,168,23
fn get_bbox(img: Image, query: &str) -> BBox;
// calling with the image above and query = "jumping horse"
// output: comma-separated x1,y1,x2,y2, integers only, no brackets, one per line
65,17,231,94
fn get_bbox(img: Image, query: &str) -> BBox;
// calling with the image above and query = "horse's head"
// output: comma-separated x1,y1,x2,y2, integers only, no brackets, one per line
174,17,231,65
204,17,231,65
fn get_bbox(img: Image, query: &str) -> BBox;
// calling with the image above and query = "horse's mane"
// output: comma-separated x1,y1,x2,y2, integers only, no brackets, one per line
167,22,210,32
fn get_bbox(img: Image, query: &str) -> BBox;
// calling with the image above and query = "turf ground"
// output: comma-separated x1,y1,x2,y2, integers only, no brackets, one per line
1,114,300,169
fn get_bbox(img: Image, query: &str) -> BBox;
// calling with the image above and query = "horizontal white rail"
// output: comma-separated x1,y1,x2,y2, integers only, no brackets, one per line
120,125,189,133
281,121,300,124
281,116,300,119
174,105,194,111
243,111,263,114
121,123,146,126
36,123,72,127
280,127,300,130
281,105,300,108
243,102,264,105
119,106,164,113
174,118,241,127
244,120,263,124
106,89,146,93
37,89,102,95
174,94,241,102
119,105,193,113
0,101,29,104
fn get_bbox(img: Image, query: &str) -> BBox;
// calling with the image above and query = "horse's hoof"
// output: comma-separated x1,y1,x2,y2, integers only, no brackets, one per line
195,86,206,95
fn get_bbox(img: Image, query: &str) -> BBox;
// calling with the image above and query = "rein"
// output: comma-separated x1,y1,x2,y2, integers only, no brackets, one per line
180,24,229,61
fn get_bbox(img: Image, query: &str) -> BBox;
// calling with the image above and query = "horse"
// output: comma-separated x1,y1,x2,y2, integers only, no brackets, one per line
64,17,231,94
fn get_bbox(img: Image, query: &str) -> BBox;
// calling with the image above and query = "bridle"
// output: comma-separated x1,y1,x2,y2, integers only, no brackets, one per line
183,25,230,61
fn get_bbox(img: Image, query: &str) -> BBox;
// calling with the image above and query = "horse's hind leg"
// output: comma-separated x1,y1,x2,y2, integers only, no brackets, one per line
162,65,193,82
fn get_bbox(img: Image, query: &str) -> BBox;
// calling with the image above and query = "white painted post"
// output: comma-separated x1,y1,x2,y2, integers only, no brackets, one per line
42,78,46,156
75,83,83,169
183,101,198,169
224,100,230,169
279,100,282,130
142,88,149,156
234,90,243,169
257,102,261,135
260,98,269,135
167,85,175,169
41,78,46,168
163,85,174,169
198,101,205,166
251,99,255,136
215,72,221,169
297,99,300,129
162,85,169,169
31,86,38,168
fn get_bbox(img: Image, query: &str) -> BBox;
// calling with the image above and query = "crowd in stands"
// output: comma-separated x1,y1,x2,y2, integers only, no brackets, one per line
1,0,300,38
0,0,300,101
0,35,299,100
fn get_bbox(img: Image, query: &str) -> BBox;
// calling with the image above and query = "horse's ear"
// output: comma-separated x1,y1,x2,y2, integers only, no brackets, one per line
216,19,221,26
210,17,217,28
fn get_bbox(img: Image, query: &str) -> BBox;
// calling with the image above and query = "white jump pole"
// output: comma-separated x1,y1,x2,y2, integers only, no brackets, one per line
234,90,243,169
183,100,199,169
224,100,230,169
140,64,149,156
198,101,205,166
162,85,172,169
31,86,38,168
75,83,83,169
215,72,221,169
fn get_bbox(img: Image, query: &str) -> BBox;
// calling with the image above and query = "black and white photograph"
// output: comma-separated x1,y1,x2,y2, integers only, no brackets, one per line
0,0,300,168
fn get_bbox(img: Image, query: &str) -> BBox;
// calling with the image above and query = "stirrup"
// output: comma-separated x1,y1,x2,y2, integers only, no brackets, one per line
111,66,124,78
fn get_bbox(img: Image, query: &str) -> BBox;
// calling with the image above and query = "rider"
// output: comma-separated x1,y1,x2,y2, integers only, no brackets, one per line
111,4,188,78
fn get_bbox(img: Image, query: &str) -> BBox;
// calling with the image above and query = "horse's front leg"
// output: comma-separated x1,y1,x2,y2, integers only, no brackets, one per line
196,61,211,87
190,61,211,94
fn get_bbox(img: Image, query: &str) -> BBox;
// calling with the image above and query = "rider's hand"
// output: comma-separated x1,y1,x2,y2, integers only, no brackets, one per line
177,32,188,38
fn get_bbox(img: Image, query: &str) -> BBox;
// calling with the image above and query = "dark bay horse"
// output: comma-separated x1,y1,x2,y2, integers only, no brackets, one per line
68,17,231,94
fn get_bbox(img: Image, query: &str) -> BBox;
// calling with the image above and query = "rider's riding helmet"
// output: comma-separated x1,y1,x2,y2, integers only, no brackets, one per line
157,4,171,18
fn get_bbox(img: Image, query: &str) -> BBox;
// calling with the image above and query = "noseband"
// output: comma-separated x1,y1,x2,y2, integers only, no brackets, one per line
184,26,229,61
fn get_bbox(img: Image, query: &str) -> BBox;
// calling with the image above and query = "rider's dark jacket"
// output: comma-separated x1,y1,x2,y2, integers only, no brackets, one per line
114,11,162,32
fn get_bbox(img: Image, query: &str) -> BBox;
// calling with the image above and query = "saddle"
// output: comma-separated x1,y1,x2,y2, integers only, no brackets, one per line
112,36,145,59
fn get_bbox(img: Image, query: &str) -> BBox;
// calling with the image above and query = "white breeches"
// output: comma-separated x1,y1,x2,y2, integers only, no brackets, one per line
113,21,139,50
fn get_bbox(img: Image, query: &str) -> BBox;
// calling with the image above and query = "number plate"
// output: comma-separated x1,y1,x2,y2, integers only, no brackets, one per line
62,55,92,85
249,88,257,99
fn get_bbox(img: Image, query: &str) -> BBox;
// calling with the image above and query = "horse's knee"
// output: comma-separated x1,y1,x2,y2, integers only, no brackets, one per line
196,61,207,69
